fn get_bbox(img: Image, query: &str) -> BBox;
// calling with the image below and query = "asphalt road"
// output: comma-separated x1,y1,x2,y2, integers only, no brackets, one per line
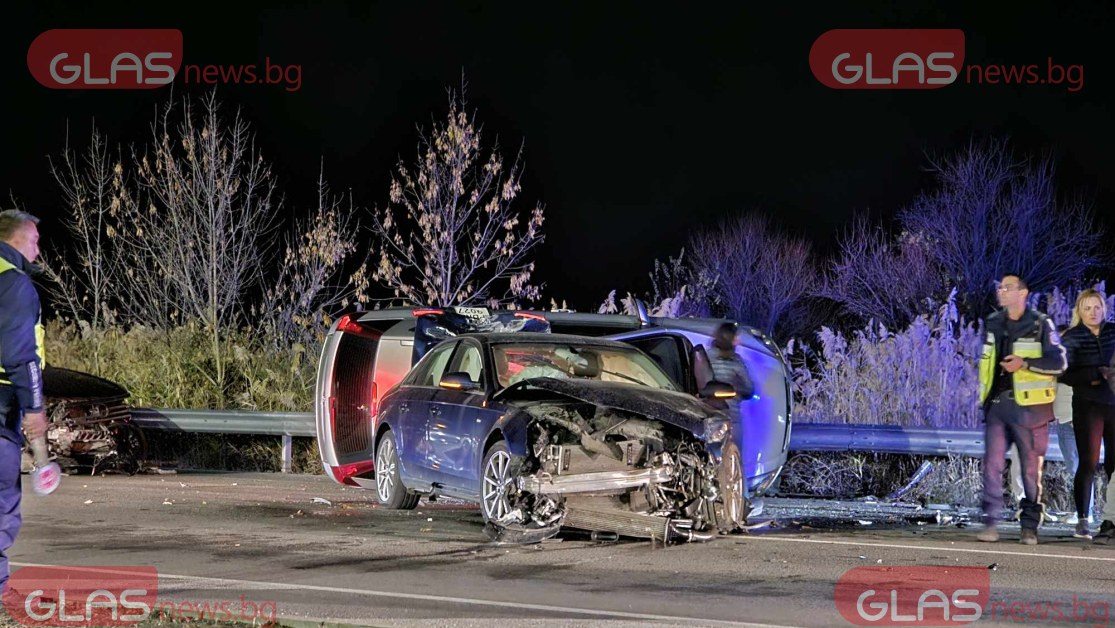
10,472,1115,627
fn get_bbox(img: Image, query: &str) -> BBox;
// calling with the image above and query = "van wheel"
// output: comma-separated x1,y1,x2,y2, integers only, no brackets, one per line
376,430,419,510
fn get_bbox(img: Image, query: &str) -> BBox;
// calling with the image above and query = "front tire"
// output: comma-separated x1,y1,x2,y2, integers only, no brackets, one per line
480,442,519,523
376,429,419,510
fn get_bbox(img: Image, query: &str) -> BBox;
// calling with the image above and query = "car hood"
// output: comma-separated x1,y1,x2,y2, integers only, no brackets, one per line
495,377,721,434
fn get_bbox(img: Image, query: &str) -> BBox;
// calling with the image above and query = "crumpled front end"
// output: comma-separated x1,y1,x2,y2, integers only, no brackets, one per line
484,399,747,544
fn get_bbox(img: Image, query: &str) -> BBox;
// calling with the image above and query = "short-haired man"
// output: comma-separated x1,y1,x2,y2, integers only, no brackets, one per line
977,274,1066,545
0,210,46,592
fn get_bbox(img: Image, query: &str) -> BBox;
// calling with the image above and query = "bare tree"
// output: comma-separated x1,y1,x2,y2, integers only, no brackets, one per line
41,124,124,372
114,93,278,400
688,213,814,337
258,167,368,356
369,84,545,307
900,139,1106,315
818,215,945,327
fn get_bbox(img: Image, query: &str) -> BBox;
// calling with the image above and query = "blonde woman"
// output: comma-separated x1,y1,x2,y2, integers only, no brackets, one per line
1061,289,1115,542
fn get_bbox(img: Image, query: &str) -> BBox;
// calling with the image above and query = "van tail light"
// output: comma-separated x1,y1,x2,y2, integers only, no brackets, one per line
369,382,378,418
326,460,375,486
338,314,373,335
514,311,546,321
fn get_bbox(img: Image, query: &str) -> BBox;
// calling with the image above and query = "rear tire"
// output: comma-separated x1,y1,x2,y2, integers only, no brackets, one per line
375,429,419,510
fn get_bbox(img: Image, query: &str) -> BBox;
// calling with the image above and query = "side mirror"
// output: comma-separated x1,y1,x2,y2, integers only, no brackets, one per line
700,381,737,400
439,372,480,392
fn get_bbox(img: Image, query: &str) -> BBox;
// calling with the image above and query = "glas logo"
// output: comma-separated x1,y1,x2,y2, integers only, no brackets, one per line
27,29,183,89
809,29,965,90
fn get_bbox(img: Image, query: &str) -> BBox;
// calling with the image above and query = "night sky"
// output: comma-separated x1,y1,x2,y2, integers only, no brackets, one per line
6,2,1114,311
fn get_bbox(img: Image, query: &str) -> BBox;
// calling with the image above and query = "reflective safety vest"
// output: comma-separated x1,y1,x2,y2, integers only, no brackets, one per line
978,322,1057,406
0,257,45,385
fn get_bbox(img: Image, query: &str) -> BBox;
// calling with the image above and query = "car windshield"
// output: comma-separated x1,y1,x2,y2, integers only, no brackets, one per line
491,342,678,391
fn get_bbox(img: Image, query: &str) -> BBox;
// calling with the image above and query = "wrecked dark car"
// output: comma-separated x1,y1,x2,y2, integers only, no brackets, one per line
369,333,747,543
21,367,146,475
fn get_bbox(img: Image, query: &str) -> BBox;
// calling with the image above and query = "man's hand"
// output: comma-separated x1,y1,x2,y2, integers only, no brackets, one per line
22,410,47,441
1000,355,1026,373
1100,366,1113,381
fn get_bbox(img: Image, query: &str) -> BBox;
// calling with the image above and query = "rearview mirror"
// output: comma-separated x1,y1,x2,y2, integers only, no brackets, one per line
439,372,480,392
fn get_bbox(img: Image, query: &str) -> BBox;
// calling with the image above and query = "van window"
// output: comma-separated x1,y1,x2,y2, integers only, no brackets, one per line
332,333,379,456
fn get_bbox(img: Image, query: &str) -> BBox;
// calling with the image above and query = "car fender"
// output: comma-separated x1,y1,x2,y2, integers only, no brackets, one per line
489,410,532,458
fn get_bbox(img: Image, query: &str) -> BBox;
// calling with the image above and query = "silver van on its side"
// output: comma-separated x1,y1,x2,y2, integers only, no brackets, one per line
314,305,791,505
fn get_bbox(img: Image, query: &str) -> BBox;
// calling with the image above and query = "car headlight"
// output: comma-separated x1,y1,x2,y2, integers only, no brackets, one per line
703,418,731,443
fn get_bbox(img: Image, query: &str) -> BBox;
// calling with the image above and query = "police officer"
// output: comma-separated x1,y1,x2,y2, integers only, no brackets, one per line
0,210,47,593
977,273,1067,545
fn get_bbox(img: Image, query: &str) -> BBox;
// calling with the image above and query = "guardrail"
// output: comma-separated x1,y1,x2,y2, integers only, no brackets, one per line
132,409,315,473
131,409,1073,472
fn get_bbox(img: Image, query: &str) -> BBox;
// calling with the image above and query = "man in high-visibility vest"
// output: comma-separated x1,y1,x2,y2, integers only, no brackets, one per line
0,210,46,593
977,273,1067,545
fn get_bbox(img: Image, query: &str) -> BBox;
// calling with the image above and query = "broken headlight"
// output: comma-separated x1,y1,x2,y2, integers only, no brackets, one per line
702,418,731,443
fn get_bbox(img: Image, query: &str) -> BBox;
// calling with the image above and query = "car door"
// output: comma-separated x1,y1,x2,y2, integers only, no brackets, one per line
426,339,500,495
392,340,456,483
609,331,699,394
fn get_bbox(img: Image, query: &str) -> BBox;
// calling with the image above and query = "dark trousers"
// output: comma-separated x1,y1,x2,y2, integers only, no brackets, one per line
1072,397,1115,519
0,386,22,592
983,392,1052,530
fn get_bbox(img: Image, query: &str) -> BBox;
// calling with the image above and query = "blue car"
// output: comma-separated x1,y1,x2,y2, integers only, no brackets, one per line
371,332,746,543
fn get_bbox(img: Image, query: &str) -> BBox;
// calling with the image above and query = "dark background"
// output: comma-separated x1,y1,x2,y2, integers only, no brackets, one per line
5,2,1113,311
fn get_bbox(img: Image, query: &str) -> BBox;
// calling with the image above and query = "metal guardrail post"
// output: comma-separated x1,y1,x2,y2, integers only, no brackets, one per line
281,435,293,474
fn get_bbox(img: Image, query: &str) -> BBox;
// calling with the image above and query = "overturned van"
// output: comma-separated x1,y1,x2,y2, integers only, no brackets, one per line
314,306,791,509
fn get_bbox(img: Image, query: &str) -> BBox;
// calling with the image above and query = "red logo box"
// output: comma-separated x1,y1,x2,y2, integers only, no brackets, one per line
4,566,158,626
810,29,965,89
835,566,989,626
27,29,182,89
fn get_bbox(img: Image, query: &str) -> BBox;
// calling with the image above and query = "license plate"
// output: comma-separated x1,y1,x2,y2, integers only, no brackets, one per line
455,306,490,319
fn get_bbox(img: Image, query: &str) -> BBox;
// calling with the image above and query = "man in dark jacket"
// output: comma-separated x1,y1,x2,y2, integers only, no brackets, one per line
976,274,1067,545
0,210,47,593
708,322,755,512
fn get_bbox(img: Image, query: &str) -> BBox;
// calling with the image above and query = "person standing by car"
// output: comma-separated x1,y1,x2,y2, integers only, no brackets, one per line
977,274,1066,545
709,322,754,505
1059,289,1115,542
0,210,47,593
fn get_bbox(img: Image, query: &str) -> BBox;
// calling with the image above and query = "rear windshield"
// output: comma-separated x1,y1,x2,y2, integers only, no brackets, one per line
491,342,678,391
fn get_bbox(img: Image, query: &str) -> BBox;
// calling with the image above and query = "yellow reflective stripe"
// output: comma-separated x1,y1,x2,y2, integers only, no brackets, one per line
978,342,997,403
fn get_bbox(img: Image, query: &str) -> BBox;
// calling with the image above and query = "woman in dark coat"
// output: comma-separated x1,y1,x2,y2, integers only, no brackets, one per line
1060,289,1115,543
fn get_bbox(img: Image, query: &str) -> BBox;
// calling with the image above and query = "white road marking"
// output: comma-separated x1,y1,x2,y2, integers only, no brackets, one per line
12,562,799,628
743,535,1115,562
